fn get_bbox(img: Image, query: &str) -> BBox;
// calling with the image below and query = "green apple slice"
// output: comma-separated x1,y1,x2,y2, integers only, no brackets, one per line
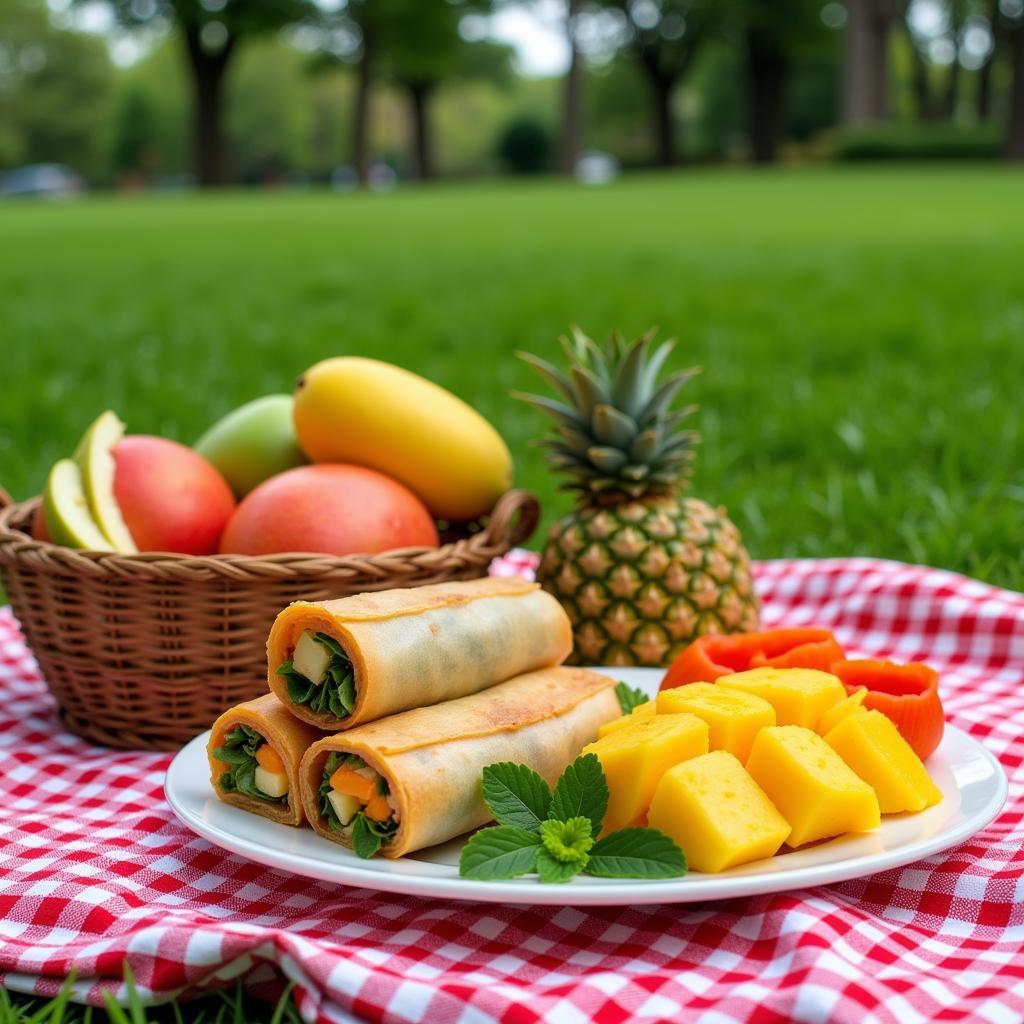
73,410,137,553
43,459,116,551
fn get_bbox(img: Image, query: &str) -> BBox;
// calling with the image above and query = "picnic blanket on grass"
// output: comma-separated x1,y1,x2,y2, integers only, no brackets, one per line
0,556,1022,1024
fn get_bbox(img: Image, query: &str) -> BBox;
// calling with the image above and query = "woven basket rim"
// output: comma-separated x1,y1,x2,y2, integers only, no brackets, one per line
0,488,539,582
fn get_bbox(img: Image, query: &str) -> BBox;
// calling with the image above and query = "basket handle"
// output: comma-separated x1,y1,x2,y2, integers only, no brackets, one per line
0,486,12,511
484,489,540,550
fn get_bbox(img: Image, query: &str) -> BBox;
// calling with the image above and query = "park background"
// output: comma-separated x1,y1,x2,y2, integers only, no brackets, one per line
0,4,1023,1019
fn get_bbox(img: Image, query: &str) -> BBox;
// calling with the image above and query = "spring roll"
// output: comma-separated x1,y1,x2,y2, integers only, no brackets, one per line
299,666,620,858
267,577,573,731
208,693,324,826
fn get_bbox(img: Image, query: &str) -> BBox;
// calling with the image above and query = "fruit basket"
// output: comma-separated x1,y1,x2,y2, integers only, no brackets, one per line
0,487,538,751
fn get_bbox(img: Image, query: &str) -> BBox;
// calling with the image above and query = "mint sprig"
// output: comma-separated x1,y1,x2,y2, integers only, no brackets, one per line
615,682,650,714
550,754,608,837
459,754,687,884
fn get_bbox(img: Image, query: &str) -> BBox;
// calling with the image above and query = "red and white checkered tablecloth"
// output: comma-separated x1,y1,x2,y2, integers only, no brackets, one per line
1,555,1023,1023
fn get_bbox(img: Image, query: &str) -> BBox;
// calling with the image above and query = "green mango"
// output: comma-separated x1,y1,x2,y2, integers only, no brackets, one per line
195,394,307,498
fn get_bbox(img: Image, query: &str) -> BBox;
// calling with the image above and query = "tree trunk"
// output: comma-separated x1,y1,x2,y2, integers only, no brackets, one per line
942,1,965,119
648,74,677,167
977,0,1000,120
1008,23,1024,160
407,81,433,180
183,26,235,188
900,6,932,120
842,0,892,123
353,24,374,186
560,0,583,173
746,25,788,164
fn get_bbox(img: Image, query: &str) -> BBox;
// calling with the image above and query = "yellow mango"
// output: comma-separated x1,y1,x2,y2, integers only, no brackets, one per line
293,357,513,521
817,687,868,737
582,713,709,833
718,668,845,730
746,725,880,847
824,709,943,814
648,751,791,873
657,682,775,763
596,700,656,738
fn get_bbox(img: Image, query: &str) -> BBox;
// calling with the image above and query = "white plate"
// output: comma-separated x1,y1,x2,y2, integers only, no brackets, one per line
166,668,1008,906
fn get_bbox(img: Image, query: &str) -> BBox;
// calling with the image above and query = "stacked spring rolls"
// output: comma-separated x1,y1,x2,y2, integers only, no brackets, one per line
207,577,620,858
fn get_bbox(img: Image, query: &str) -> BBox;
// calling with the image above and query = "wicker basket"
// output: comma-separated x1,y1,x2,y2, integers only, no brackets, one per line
0,487,538,751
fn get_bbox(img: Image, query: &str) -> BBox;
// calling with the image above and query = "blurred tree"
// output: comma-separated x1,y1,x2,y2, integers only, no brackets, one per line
83,0,318,186
738,0,826,162
602,0,725,165
562,0,584,172
227,38,312,184
497,114,551,172
0,0,115,180
113,86,161,179
1007,0,1024,157
977,0,1001,118
843,0,896,122
377,0,508,180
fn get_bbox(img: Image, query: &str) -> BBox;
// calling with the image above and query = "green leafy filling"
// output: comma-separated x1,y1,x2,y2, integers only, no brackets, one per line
277,632,356,719
318,751,399,859
212,724,285,804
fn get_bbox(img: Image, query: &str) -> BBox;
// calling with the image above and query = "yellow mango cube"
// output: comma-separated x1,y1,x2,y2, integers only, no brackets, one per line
582,713,709,833
824,709,943,814
596,700,656,738
648,751,791,873
746,725,880,847
718,668,845,730
657,682,776,763
817,687,867,736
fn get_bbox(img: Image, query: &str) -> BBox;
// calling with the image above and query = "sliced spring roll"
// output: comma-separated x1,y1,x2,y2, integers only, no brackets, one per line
267,577,573,731
298,666,620,858
208,693,324,826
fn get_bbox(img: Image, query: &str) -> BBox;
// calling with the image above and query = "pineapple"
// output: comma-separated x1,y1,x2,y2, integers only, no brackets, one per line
516,328,759,667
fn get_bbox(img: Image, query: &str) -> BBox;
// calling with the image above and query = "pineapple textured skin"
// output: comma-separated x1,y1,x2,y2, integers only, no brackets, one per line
539,496,759,667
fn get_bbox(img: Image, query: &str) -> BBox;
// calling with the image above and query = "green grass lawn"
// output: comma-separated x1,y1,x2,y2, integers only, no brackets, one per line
1,165,1022,1019
3,167,1022,588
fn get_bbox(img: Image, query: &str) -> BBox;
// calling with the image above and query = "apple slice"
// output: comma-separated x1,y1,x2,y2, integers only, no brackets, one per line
73,411,137,553
43,459,115,551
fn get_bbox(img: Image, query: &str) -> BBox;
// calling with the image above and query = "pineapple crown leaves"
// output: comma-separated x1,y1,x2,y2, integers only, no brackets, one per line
514,327,700,502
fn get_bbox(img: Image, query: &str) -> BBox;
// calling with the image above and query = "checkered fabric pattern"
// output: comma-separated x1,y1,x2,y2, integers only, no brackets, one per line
1,556,1022,1024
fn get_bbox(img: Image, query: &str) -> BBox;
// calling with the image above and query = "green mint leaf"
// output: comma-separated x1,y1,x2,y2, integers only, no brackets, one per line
549,754,609,837
539,816,594,864
536,847,584,884
615,681,650,714
459,826,541,881
586,828,687,879
481,762,552,833
351,812,385,858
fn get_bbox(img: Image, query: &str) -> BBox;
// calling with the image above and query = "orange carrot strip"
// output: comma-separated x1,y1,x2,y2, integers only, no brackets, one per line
255,744,285,774
330,769,375,802
365,795,392,822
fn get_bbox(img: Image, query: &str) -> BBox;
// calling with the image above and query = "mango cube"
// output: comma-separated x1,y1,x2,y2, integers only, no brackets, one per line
718,668,845,730
648,751,791,873
657,682,776,763
745,725,881,847
824,709,943,814
582,713,709,833
817,687,867,737
596,700,656,738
